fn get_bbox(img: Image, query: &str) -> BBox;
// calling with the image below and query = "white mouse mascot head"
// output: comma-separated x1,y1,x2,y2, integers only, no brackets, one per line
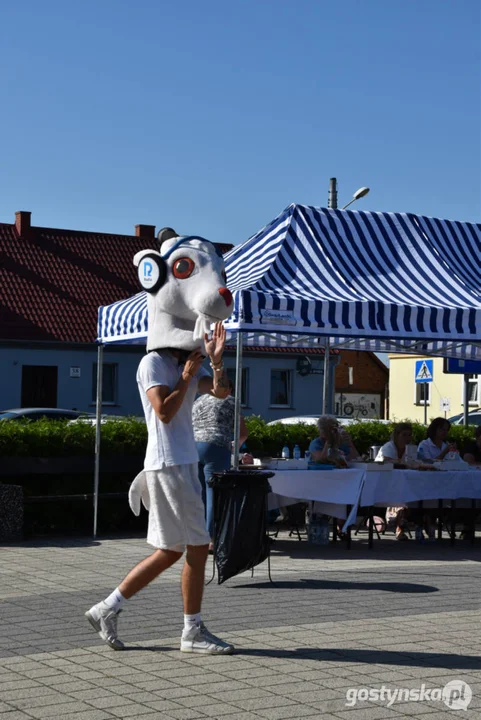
134,227,233,353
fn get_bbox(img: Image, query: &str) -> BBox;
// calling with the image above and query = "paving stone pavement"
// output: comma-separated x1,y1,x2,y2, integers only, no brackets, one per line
1,532,481,719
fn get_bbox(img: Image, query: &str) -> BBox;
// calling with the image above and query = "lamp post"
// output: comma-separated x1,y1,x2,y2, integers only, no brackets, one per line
324,180,370,414
341,186,370,210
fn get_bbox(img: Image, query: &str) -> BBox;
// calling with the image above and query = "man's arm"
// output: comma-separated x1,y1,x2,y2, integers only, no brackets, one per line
340,430,360,460
198,321,229,398
147,351,203,423
311,444,329,462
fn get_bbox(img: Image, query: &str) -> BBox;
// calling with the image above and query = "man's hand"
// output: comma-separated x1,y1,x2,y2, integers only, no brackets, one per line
204,322,226,366
182,350,204,381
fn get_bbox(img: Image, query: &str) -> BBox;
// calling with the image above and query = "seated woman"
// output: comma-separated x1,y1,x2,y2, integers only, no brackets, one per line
463,426,481,466
375,423,413,541
376,423,435,541
308,415,359,538
376,422,413,465
417,417,456,461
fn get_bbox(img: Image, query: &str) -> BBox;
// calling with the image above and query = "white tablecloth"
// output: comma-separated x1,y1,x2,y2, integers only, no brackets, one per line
268,468,365,520
268,468,481,532
360,469,481,507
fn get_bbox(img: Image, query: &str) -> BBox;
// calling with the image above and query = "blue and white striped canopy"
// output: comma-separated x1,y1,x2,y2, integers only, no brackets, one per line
97,204,481,359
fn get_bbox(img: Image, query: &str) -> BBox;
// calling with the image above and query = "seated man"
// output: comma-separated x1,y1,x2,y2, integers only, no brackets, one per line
308,416,359,539
309,415,359,463
463,427,481,466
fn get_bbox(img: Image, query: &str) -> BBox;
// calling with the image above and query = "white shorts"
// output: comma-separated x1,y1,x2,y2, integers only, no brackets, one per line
145,463,210,552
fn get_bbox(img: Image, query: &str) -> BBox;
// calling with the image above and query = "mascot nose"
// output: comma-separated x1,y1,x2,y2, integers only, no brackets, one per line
218,287,233,307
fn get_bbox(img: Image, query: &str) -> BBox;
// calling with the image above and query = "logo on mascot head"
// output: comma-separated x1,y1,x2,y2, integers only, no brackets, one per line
139,257,160,289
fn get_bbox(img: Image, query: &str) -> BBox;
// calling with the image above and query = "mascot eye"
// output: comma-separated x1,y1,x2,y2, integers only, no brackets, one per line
172,257,195,279
222,270,227,283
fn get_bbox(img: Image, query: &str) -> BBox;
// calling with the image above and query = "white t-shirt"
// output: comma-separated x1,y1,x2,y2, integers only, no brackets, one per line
137,351,210,469
417,438,448,460
376,440,403,462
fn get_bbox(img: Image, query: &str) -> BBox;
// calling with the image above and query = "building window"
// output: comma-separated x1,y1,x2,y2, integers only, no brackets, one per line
226,368,249,406
270,370,292,407
92,363,118,404
465,374,479,405
415,382,431,405
21,365,58,408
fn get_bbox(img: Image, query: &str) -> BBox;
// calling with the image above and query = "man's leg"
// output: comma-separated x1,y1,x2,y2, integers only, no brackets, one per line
120,548,183,598
180,544,233,654
182,544,209,614
86,548,182,649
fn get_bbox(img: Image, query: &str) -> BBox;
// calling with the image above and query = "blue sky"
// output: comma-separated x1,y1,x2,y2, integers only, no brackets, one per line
0,0,479,244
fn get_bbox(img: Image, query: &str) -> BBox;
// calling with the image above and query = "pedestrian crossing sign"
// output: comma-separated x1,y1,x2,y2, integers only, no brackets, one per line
415,359,433,383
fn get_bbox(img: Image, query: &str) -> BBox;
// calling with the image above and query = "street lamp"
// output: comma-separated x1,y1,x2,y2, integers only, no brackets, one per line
341,186,370,210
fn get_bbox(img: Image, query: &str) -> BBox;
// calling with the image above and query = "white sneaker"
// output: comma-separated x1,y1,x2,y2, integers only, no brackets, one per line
180,622,234,654
85,601,124,650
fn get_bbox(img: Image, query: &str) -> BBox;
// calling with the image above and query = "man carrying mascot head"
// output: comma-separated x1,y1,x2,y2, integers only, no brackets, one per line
85,227,235,654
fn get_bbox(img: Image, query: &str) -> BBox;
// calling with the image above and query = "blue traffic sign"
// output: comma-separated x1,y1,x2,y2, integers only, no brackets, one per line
415,359,433,383
444,358,481,374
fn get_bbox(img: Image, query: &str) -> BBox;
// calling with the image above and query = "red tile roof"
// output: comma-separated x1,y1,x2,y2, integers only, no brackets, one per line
0,216,232,344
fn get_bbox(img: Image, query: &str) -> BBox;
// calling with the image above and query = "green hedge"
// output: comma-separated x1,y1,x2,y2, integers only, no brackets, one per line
0,417,147,457
0,416,477,459
244,416,477,457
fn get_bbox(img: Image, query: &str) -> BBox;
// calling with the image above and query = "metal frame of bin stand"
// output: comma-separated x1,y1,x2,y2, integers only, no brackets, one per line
205,539,275,586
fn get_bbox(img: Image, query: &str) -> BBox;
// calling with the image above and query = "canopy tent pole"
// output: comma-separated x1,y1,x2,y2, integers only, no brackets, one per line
232,332,243,468
93,344,104,539
322,338,330,414
463,373,470,426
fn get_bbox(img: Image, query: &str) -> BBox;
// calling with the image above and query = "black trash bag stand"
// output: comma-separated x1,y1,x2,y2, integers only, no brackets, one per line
205,470,275,585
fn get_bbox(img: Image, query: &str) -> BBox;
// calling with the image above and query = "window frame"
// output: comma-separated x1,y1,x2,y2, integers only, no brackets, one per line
269,369,293,409
414,381,431,406
461,374,479,406
91,363,118,405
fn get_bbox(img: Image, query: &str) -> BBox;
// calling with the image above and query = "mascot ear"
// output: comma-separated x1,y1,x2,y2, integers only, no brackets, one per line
133,249,166,293
157,227,179,250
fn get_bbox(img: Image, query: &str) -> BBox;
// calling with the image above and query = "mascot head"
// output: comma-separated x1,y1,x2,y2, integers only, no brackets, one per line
134,227,233,353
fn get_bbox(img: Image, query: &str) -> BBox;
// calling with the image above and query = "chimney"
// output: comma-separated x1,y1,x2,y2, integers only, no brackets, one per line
15,211,31,237
135,224,155,239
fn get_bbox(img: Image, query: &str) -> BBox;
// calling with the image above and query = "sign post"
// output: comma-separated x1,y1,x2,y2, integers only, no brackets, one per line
440,397,451,419
415,359,434,425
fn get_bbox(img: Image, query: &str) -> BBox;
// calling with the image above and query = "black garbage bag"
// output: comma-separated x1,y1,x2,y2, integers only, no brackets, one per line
208,470,273,584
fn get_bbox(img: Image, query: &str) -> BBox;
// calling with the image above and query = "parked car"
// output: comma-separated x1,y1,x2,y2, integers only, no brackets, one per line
0,408,93,422
267,415,390,427
267,415,319,426
68,414,145,425
448,408,481,426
